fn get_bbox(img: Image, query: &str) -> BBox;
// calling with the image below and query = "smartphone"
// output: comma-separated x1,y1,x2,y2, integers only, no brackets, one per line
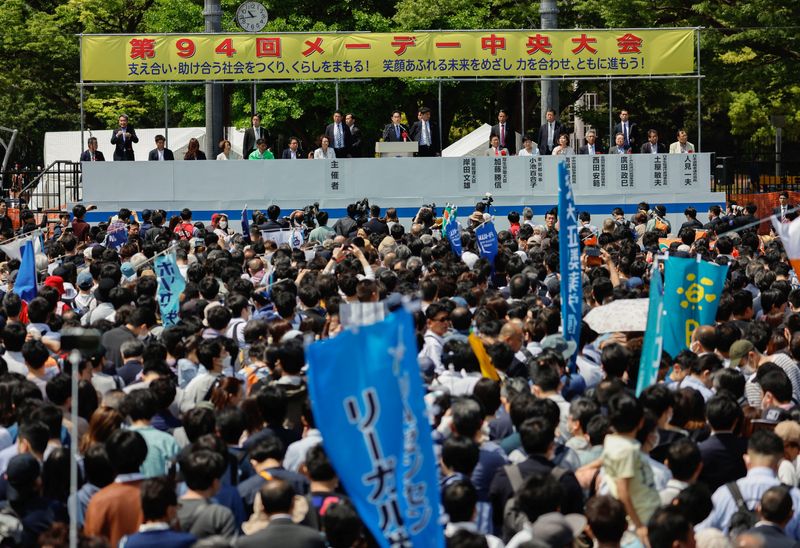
585,247,603,267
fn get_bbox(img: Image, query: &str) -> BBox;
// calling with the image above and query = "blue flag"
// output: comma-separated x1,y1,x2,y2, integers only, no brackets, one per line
636,260,665,396
475,220,498,265
445,215,462,257
557,161,582,372
306,309,444,548
105,223,128,250
241,205,250,240
154,253,186,326
663,256,728,359
13,240,37,302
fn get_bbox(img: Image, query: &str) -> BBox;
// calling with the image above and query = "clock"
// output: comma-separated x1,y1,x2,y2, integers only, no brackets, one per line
236,1,268,32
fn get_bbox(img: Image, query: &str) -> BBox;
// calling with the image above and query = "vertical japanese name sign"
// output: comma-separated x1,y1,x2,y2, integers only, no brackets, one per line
155,252,185,327
306,309,444,548
558,161,582,371
636,259,665,396
662,256,728,359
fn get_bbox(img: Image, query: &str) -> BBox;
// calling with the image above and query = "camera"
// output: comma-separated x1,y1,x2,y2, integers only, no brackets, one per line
353,198,370,227
301,202,320,229
422,202,437,216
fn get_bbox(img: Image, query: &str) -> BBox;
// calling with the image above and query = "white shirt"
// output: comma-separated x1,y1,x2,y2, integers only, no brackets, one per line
313,147,336,159
216,152,228,160
157,149,164,160
284,429,323,472
517,148,538,156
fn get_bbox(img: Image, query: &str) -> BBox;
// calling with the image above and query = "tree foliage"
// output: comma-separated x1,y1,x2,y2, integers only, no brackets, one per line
0,0,797,166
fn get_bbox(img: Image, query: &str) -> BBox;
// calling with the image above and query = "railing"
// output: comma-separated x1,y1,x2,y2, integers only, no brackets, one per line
2,161,81,211
712,150,800,201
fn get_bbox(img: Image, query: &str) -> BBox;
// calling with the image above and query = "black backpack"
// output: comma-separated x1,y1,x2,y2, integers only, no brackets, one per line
502,463,568,540
726,481,758,536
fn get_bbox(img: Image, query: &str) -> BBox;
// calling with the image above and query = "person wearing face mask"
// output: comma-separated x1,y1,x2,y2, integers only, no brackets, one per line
211,213,233,246
179,338,229,414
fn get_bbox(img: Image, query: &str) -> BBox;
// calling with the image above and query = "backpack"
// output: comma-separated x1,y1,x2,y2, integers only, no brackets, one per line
502,463,568,540
726,481,758,536
0,505,23,546
654,217,669,233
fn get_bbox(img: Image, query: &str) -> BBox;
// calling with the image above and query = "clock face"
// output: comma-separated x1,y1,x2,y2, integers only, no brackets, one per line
236,1,268,32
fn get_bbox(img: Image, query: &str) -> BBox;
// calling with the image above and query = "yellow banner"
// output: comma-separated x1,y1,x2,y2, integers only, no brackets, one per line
80,29,695,82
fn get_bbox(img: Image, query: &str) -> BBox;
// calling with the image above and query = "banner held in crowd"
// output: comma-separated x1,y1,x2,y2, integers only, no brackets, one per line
636,258,665,396
241,204,250,241
475,220,498,267
662,256,728,359
443,205,463,257
771,214,800,280
154,252,186,326
13,240,38,302
306,309,444,548
558,161,582,372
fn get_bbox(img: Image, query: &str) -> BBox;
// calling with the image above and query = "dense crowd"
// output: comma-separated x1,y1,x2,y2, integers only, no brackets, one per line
0,193,797,548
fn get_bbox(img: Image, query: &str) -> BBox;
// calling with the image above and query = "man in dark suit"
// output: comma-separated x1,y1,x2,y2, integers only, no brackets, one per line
242,114,269,160
409,106,440,157
773,191,798,223
345,113,362,157
237,480,325,548
613,109,638,151
536,109,562,155
324,111,352,158
281,137,304,160
578,129,604,155
110,114,138,161
747,486,800,548
382,110,408,142
640,129,667,154
489,109,516,155
697,395,748,492
80,137,105,162
147,134,175,161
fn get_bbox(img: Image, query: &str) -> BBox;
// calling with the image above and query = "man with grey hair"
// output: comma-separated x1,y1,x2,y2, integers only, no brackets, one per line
522,207,535,227
117,339,145,386
579,129,604,155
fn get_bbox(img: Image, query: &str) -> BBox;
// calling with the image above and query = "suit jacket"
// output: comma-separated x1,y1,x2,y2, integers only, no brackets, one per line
382,123,408,142
773,205,798,222
110,125,139,161
698,432,747,492
324,122,353,155
640,142,667,154
236,517,325,548
348,124,362,156
608,146,631,154
148,148,175,161
281,148,305,160
490,122,516,155
536,121,563,155
578,144,605,155
243,126,269,159
669,141,695,153
409,120,441,155
747,524,800,548
485,147,508,157
613,121,639,149
80,150,105,162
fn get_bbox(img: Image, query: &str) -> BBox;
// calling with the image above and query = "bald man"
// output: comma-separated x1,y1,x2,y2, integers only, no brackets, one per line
691,325,718,355
499,320,533,379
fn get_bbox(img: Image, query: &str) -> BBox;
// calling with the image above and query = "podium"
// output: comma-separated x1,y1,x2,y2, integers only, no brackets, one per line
375,141,418,158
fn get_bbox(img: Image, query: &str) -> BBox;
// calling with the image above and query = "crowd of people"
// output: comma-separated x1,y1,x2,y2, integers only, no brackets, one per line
0,189,796,548
78,108,697,163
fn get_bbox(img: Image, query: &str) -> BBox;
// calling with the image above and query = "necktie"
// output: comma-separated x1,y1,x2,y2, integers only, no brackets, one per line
121,129,125,144
589,145,594,155
91,153,95,161
335,124,342,148
396,126,400,139
548,123,553,147
623,123,628,145
422,122,428,146
500,124,505,147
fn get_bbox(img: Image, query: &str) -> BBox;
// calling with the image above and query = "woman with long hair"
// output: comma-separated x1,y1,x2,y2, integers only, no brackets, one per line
184,137,207,160
79,406,124,454
210,377,244,410
216,139,232,160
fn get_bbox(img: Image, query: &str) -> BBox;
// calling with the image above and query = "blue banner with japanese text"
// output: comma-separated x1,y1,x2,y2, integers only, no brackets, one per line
636,260,665,396
558,161,582,372
445,213,463,257
663,256,728,359
154,253,185,327
306,309,444,548
475,221,498,265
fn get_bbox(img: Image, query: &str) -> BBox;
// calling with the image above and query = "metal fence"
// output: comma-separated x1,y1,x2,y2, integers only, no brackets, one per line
711,150,800,200
1,161,81,211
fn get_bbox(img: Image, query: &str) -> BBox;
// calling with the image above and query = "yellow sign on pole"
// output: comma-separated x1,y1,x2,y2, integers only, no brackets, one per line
80,29,696,82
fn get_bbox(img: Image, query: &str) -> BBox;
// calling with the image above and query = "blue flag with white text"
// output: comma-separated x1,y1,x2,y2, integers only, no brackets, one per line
241,205,250,241
636,260,665,396
445,213,463,257
475,221,498,265
154,253,185,326
663,256,728,359
557,161,582,372
306,309,444,548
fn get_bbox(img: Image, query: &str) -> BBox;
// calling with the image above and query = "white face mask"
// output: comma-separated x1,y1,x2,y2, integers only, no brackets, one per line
222,355,232,369
219,221,228,229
